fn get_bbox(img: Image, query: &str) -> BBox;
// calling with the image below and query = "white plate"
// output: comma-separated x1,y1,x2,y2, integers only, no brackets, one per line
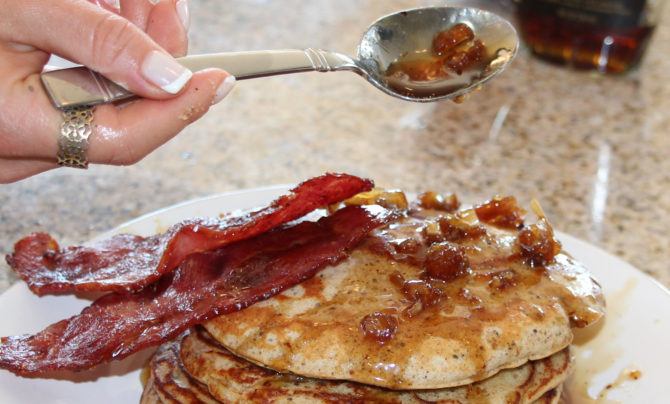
1,186,668,403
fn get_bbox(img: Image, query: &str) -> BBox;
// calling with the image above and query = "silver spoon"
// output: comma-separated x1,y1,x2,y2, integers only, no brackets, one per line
41,6,518,109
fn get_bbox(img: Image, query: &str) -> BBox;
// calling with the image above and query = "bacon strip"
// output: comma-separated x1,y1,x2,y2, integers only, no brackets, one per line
6,173,373,295
0,205,392,376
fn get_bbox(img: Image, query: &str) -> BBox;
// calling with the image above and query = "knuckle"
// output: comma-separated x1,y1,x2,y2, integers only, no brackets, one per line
89,15,139,70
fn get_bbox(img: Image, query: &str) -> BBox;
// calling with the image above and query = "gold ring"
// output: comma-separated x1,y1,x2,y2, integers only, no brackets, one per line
57,106,94,169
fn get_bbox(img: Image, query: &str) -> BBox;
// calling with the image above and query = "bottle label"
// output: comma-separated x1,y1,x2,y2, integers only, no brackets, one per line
519,0,646,28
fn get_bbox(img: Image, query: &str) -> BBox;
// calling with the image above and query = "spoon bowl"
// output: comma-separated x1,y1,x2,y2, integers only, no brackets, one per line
357,7,518,102
41,7,518,109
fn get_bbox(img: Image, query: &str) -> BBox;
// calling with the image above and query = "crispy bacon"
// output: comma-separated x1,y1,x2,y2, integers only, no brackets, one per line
0,205,393,376
6,173,373,295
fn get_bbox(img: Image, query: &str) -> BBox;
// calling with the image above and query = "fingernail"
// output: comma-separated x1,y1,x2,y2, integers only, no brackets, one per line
102,0,120,10
212,75,236,105
176,0,190,30
148,0,160,5
141,50,193,94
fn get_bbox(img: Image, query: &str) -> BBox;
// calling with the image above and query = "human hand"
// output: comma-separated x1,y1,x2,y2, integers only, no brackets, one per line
0,0,235,183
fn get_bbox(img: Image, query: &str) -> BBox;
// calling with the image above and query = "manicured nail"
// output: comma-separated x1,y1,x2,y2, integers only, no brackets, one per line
176,0,190,30
103,0,120,10
141,50,193,94
212,76,236,105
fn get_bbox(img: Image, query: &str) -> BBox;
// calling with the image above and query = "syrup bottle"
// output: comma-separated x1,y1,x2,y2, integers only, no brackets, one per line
515,0,662,73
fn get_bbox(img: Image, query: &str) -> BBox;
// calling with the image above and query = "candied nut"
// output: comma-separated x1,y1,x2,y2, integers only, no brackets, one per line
387,57,449,81
395,278,445,318
418,191,460,211
423,242,470,281
360,312,399,343
438,215,486,242
402,279,443,308
421,220,445,244
433,23,475,55
518,218,561,266
475,196,526,229
393,238,422,255
457,208,479,223
445,51,468,74
343,188,408,210
445,40,485,74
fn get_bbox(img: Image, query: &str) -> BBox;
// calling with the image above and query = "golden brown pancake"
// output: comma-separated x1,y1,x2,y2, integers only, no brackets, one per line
140,335,219,404
535,385,563,404
139,376,160,404
141,328,571,403
203,204,604,390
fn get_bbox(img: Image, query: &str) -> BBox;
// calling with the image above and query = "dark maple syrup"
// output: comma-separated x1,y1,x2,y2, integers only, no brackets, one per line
516,0,658,73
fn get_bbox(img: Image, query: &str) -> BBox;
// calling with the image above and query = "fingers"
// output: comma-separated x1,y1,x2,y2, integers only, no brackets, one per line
0,69,235,181
117,0,188,56
0,0,230,184
89,69,234,165
145,0,189,57
118,0,154,30
4,0,192,98
2,66,235,159
0,0,235,183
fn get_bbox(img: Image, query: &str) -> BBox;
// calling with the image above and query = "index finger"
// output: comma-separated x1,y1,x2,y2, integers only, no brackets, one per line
3,0,192,98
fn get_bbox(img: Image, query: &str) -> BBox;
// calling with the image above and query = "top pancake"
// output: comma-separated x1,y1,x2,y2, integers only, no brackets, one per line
204,199,605,390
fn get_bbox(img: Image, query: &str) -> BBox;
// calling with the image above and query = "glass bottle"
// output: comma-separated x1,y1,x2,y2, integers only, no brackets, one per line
515,0,662,73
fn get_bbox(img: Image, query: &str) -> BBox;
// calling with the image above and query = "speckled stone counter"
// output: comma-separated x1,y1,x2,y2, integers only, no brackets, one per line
1,0,669,292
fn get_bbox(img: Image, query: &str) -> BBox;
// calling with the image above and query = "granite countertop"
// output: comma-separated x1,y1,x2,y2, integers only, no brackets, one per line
1,0,668,292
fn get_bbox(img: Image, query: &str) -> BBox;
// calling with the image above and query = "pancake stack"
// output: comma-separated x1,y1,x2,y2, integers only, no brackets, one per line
141,190,605,403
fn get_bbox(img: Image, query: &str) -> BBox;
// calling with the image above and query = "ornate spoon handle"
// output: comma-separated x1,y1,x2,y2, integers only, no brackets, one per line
41,49,357,109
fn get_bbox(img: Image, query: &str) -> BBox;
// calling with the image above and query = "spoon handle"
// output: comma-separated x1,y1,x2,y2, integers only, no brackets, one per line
41,49,357,109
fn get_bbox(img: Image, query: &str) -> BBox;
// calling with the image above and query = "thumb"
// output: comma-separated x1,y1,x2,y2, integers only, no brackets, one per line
7,0,192,98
